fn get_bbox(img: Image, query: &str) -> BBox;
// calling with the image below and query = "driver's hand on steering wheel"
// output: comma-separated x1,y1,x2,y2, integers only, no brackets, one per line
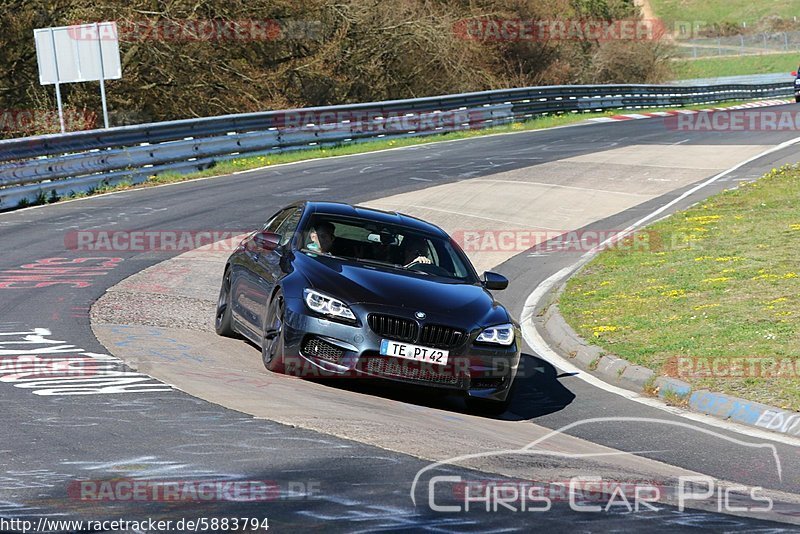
405,256,432,267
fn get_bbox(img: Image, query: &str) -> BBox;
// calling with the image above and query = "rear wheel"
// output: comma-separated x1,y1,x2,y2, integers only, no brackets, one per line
795,95,800,103
261,291,286,373
214,268,236,337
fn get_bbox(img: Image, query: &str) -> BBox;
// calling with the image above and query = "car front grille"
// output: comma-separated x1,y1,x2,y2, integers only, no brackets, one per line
420,324,466,349
367,314,418,343
301,336,345,365
365,357,463,387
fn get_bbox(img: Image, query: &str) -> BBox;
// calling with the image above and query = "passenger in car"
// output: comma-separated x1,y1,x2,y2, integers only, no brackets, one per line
307,221,336,253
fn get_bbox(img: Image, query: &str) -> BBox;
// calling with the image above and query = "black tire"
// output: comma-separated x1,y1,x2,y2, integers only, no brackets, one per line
465,396,511,416
261,291,286,373
795,95,800,103
214,268,236,337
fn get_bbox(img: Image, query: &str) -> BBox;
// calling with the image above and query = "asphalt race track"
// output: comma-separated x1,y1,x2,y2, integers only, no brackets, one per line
3,106,800,532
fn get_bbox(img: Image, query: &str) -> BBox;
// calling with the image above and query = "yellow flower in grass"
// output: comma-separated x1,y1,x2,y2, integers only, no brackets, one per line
693,304,720,311
784,273,798,279
790,224,800,231
646,285,668,291
714,256,742,262
591,325,620,337
685,215,721,224
599,281,613,287
702,277,730,283
661,289,686,298
752,273,779,281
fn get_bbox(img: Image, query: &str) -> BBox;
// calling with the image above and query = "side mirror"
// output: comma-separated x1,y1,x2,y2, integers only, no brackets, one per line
252,231,281,251
793,71,798,77
482,271,508,290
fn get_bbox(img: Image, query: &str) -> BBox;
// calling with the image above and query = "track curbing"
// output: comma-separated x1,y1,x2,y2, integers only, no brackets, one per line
536,248,800,440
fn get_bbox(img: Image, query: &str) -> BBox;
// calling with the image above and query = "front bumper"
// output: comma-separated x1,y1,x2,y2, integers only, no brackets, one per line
280,298,521,401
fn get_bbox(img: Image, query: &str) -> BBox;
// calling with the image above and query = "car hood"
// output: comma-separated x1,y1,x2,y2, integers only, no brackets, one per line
296,253,507,322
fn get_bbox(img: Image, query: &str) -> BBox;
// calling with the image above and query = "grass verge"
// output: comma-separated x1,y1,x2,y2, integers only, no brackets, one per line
559,164,800,411
671,52,798,80
17,97,785,210
649,0,799,27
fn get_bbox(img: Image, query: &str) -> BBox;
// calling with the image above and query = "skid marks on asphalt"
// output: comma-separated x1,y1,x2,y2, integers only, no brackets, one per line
0,257,122,289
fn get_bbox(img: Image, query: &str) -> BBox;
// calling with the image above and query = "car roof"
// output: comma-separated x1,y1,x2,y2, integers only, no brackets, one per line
304,201,447,237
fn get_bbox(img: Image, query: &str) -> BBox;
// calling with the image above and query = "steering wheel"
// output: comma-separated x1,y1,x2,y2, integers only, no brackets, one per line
405,261,451,277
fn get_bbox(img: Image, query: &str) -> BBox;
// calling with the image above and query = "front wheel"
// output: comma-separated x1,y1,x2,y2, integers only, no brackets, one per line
215,268,236,337
261,291,286,373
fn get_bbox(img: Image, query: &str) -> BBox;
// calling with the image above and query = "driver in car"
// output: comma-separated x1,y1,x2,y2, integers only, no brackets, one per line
402,235,432,267
307,221,336,253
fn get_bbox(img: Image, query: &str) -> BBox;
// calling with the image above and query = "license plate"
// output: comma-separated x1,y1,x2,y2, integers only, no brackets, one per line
379,339,449,366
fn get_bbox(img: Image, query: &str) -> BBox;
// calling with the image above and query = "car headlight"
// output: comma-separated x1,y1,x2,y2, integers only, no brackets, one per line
475,323,515,346
303,289,356,322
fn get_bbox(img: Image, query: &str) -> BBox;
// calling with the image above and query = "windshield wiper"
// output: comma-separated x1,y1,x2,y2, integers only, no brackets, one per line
356,257,432,274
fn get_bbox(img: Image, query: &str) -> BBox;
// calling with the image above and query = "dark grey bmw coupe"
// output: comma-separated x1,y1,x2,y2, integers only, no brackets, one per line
215,201,521,413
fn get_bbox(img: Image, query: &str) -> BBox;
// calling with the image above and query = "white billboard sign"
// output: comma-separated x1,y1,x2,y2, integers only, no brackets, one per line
34,22,122,131
34,22,121,85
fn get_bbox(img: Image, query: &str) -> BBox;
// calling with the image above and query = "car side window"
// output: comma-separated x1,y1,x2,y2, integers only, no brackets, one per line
274,208,303,246
264,208,293,233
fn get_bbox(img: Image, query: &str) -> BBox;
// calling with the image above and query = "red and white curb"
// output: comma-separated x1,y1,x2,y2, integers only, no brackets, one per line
590,99,792,123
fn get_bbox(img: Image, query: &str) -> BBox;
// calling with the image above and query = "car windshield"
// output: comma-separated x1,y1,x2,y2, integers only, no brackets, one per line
300,214,478,282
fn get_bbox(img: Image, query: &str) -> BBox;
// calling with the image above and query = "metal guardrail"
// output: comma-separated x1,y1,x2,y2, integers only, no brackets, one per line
0,82,793,210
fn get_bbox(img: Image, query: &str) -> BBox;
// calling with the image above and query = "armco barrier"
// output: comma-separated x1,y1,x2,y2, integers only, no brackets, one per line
0,82,792,210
